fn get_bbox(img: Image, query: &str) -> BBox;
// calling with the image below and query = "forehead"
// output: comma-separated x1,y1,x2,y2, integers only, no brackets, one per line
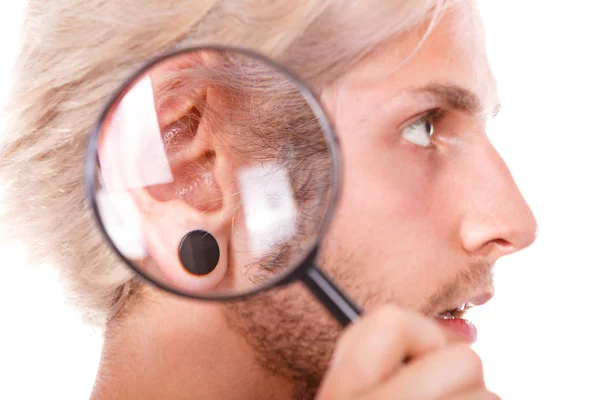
336,1,499,115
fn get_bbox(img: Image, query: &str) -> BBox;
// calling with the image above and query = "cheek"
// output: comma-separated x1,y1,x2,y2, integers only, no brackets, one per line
323,129,457,306
338,128,441,235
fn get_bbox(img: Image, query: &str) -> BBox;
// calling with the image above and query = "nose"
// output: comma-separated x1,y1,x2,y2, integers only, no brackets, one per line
458,139,538,260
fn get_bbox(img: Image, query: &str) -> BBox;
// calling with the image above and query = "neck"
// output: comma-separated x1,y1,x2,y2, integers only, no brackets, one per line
90,292,293,400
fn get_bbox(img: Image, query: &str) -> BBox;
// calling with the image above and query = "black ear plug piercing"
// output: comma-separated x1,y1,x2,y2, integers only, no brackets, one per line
178,230,220,275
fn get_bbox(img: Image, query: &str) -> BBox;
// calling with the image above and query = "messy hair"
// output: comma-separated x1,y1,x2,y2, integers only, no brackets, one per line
0,0,444,327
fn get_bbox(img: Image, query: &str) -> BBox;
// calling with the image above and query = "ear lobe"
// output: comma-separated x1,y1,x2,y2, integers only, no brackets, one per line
134,189,230,294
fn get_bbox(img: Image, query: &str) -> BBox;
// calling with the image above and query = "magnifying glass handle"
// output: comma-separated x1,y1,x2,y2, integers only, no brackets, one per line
300,264,362,326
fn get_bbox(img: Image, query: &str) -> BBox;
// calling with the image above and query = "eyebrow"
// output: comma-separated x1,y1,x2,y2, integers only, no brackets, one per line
409,83,500,117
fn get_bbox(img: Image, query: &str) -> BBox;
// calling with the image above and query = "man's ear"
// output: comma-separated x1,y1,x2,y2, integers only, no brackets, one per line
96,55,243,294
127,88,240,294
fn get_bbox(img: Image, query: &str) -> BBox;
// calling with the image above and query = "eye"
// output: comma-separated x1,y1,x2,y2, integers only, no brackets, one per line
401,114,435,147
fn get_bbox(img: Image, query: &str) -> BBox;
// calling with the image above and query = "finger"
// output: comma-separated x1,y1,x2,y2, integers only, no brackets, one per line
377,343,486,399
318,305,446,397
444,389,501,400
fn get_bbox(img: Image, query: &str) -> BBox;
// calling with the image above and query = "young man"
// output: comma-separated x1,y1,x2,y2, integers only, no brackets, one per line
0,0,536,398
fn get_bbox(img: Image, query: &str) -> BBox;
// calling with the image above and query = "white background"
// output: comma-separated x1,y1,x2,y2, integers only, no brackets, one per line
1,1,599,399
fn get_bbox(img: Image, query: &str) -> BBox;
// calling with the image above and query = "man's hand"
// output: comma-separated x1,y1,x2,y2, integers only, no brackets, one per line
316,305,499,399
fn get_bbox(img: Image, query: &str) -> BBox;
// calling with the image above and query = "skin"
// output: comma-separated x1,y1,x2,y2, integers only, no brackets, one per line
91,1,537,399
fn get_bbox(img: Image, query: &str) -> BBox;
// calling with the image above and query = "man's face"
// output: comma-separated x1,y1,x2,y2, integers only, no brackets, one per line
228,0,536,394
319,1,538,330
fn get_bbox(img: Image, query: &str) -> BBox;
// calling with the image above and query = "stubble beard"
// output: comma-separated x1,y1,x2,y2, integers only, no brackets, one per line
223,246,379,400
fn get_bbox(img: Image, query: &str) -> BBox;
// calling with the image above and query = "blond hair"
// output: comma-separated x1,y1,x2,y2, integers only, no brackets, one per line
0,0,444,327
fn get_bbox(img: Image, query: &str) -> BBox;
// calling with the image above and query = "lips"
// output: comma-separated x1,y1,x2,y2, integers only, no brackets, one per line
432,291,493,343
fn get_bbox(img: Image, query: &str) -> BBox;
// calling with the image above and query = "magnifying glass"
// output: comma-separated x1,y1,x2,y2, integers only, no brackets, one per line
85,45,361,326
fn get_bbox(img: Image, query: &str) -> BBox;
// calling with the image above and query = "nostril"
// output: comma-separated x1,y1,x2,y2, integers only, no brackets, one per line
494,239,511,247
491,238,516,254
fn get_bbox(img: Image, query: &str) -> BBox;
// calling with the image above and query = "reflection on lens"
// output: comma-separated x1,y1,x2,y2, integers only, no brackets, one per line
88,47,337,299
238,163,297,257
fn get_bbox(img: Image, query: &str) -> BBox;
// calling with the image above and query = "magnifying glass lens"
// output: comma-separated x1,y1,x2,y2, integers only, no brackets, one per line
88,47,338,300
